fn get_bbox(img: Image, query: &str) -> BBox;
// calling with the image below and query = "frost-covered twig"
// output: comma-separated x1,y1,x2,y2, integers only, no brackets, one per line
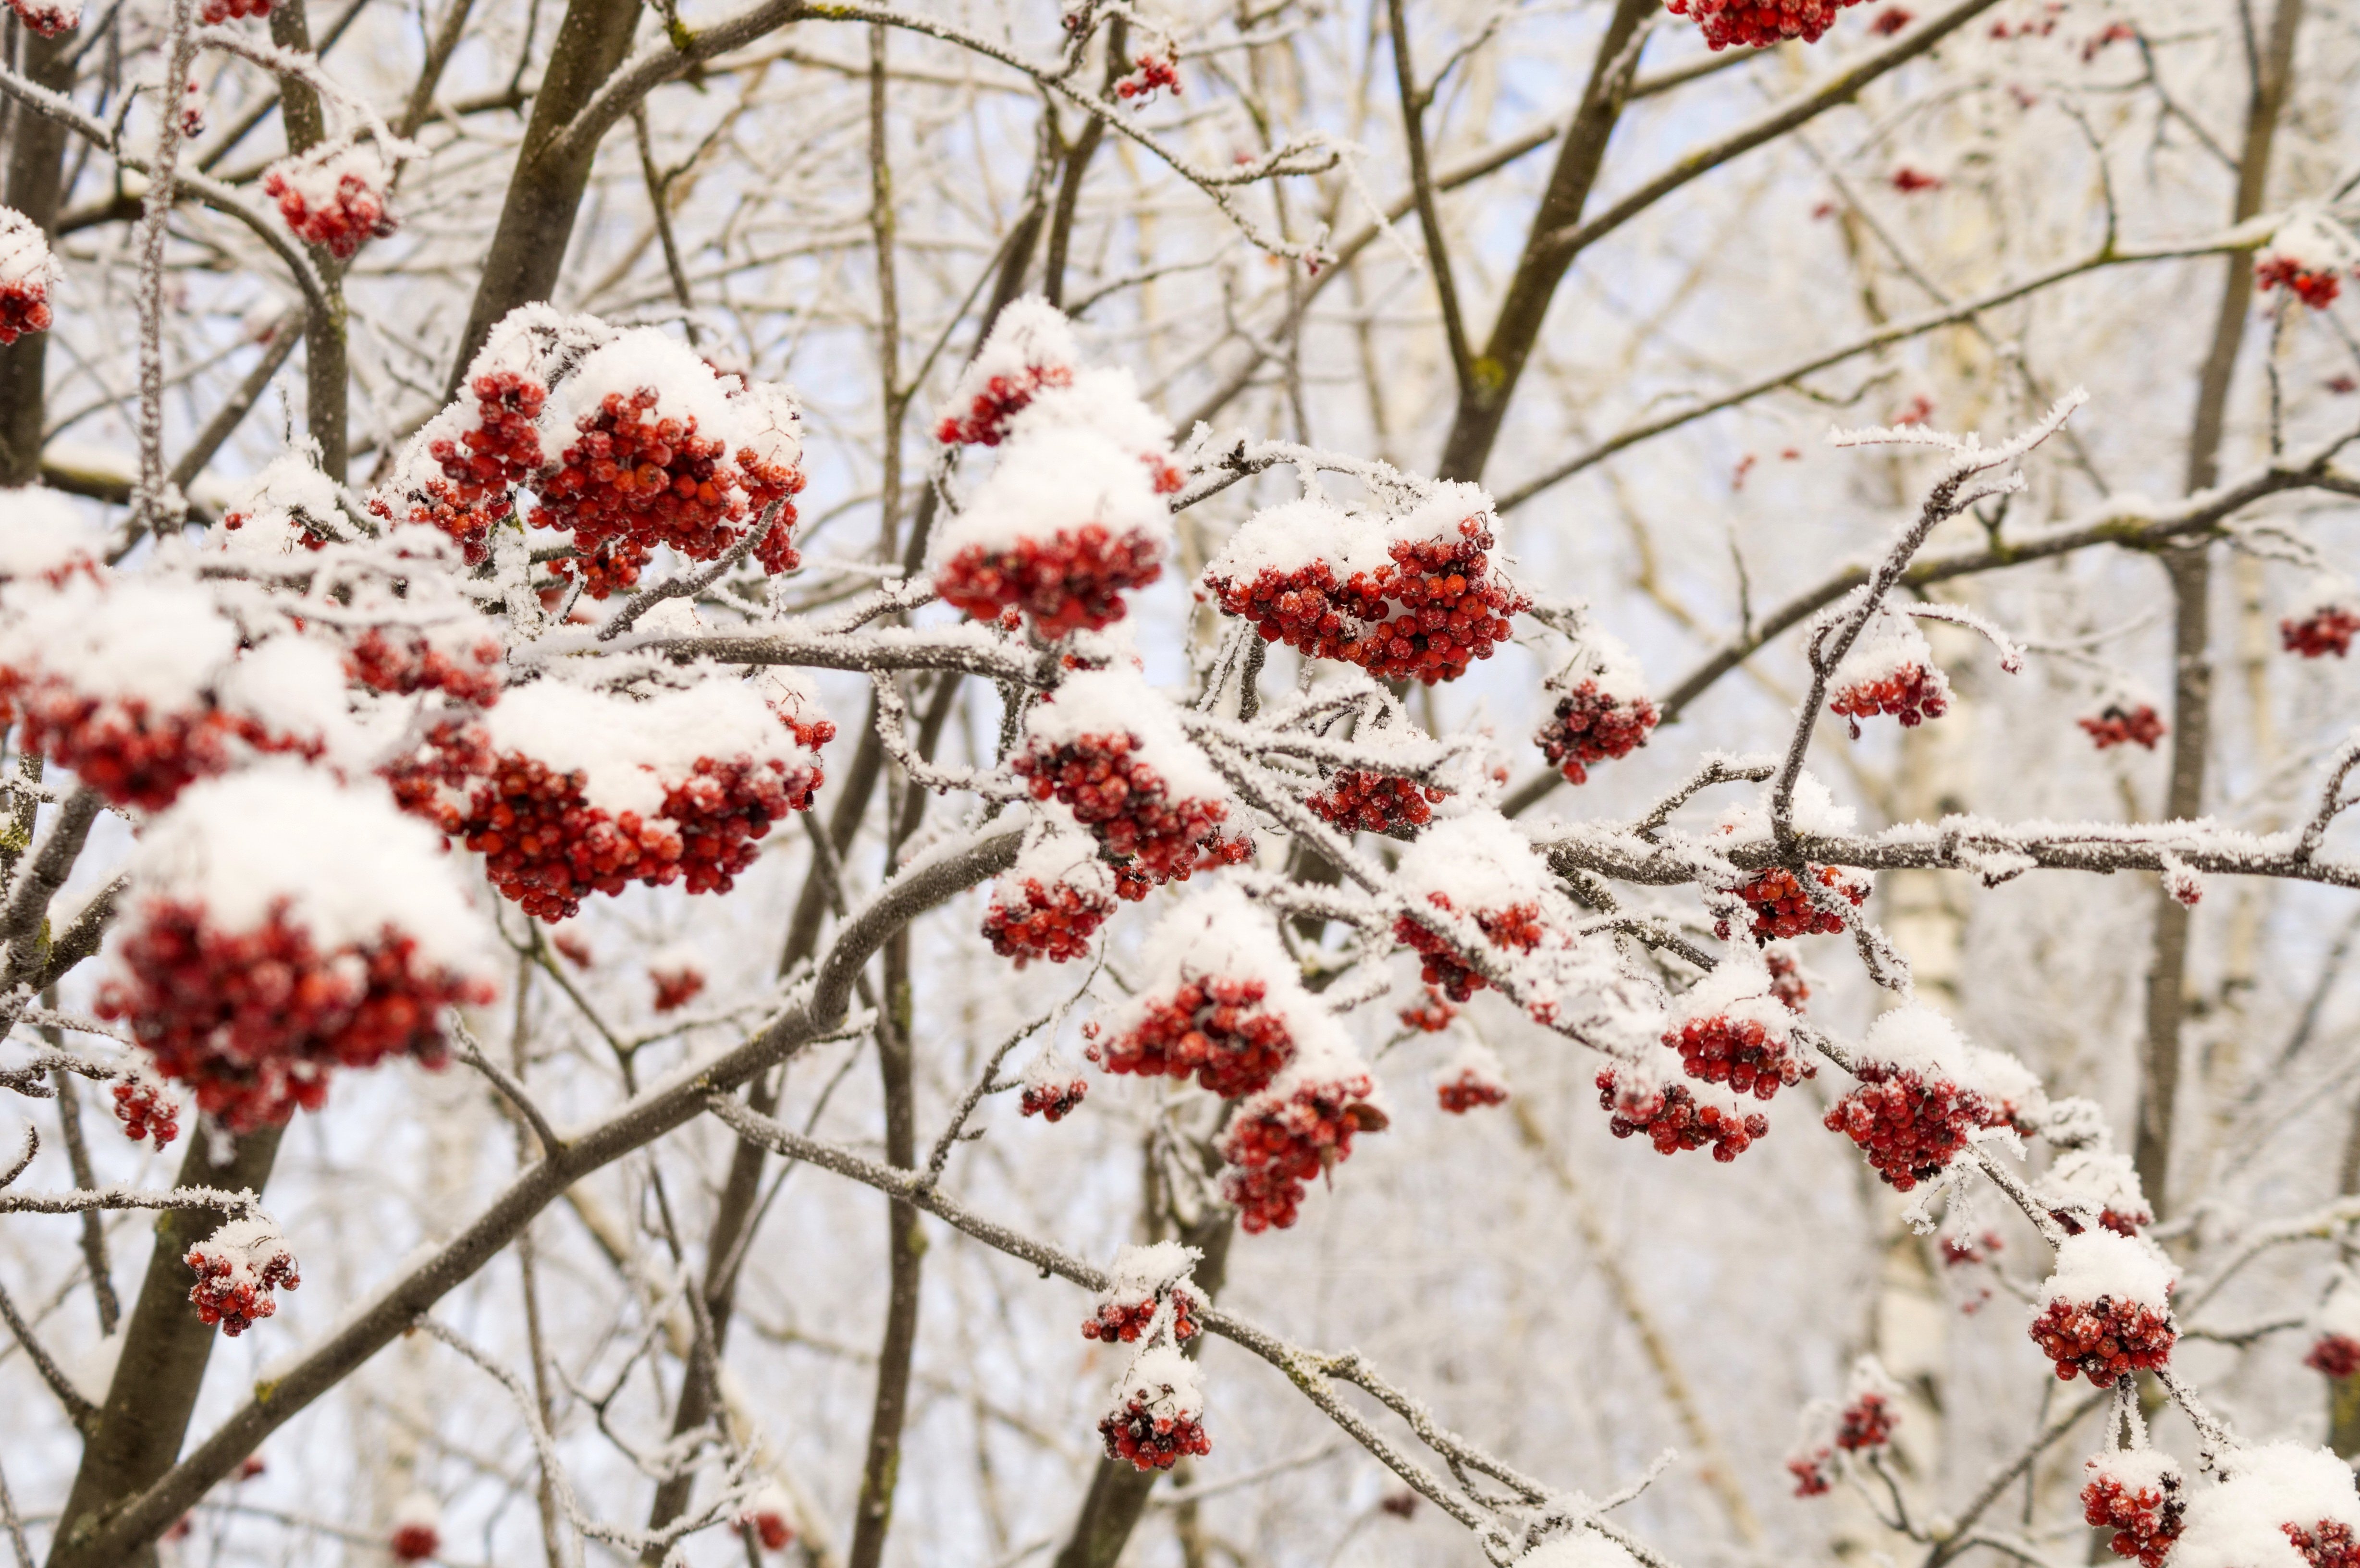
0,1274,96,1433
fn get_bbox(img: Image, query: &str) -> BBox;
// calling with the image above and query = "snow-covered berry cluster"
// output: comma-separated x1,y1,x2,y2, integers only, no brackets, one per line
185,1218,299,1336
1019,1064,1088,1122
1399,986,1455,1033
2028,1229,2177,1387
1661,952,1814,1102
375,309,806,594
111,1062,179,1150
934,298,1078,446
1787,1357,1902,1497
1307,768,1444,834
2081,703,2166,750
1829,613,1950,736
1434,1039,1509,1114
1098,1346,1212,1471
1082,1242,1202,1344
389,1495,441,1564
391,680,826,921
1535,637,1657,784
2306,1274,2360,1379
2174,1445,2360,1568
736,1486,795,1553
1011,669,1232,892
1115,49,1181,99
0,206,59,344
2256,213,2357,310
2037,1144,2153,1237
100,771,499,1131
2082,1451,2185,1568
932,304,1176,636
984,815,1118,966
1391,814,1558,1002
262,143,397,259
1204,488,1527,686
1766,948,1809,1011
5,0,79,35
1597,1067,1769,1162
1667,0,1862,50
1093,886,1318,1100
199,0,270,19
1722,864,1871,943
1824,1006,2040,1191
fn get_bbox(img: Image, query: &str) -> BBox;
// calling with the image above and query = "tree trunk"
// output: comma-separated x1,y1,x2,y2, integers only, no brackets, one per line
0,29,74,487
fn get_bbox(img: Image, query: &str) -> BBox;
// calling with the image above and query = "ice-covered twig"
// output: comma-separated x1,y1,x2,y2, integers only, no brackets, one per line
1904,603,2026,673
597,499,783,643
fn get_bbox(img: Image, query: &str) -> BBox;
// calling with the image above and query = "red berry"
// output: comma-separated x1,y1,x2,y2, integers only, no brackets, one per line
1596,1067,1768,1162
2285,606,2360,659
1306,769,1444,834
184,1219,299,1336
1534,679,1657,784
2082,1456,2185,1568
1665,0,1863,49
1393,892,1545,1003
1219,1068,1387,1231
2080,704,2166,750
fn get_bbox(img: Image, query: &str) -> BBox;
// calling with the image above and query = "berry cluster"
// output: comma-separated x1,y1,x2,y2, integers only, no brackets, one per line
409,741,820,921
2052,1208,2148,1240
390,1522,440,1564
2028,1295,2176,1387
1766,950,1809,1011
0,270,52,345
2259,257,2345,309
650,964,705,1013
1115,51,1181,100
98,900,494,1132
1394,893,1546,1002
1596,1068,1769,1162
936,363,1073,446
1835,1391,1897,1452
1667,0,1862,49
1020,1076,1088,1121
1306,770,1442,834
3,684,238,810
1788,1450,1835,1497
2288,1521,2360,1568
983,874,1114,966
400,368,548,564
1823,1066,2009,1191
1219,1071,1386,1231
2082,1463,2184,1568
1013,733,1229,889
1665,1012,1812,1101
2308,1335,2360,1379
738,1502,794,1554
5,0,77,33
1830,663,1949,736
1940,1230,2003,1266
1100,1391,1212,1471
1398,987,1455,1032
111,1071,179,1150
2080,704,2166,751
536,387,802,599
1436,1066,1509,1114
1721,865,1869,943
1093,976,1295,1099
199,0,270,18
263,152,396,259
1083,1286,1200,1345
1534,680,1658,784
2285,606,2360,659
935,524,1165,638
1208,515,1524,685
185,1222,299,1336
350,627,505,707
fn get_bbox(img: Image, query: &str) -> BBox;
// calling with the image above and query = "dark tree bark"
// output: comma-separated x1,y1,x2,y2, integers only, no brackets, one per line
0,28,74,487
269,0,350,481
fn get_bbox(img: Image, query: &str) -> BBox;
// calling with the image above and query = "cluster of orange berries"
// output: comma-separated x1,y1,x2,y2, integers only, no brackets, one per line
1596,1068,1769,1162
1394,894,1545,1002
1534,680,1658,784
1219,1071,1387,1231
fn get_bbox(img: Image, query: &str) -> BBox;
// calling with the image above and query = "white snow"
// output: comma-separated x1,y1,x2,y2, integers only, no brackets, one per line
1517,1531,1642,1568
1110,1342,1205,1418
0,205,59,293
391,1492,442,1531
0,485,101,580
129,763,496,974
2037,1228,2176,1312
545,328,746,454
1671,948,1793,1041
2087,1447,2182,1497
1103,1240,1200,1300
932,419,1172,559
1834,607,1945,690
189,1215,295,1283
1394,811,1550,910
1000,808,1115,901
1560,625,1650,705
1021,667,1229,802
2037,1146,2150,1226
1858,1004,2040,1112
1206,495,1394,581
2315,1270,2360,1343
0,576,238,708
936,296,1078,430
1383,478,1496,547
483,677,818,818
221,452,344,554
1720,772,1858,838
1437,1037,1508,1093
2262,210,2358,275
2173,1443,2360,1568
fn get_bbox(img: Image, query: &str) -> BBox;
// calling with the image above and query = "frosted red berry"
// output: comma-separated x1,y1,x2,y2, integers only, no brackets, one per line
2028,1295,2176,1387
2287,1521,2360,1568
198,0,270,18
389,1523,440,1563
263,153,396,259
3,0,76,37
2082,1466,2184,1568
1436,1069,1509,1114
1394,892,1545,1003
1398,987,1455,1033
1012,732,1229,892
111,1073,179,1150
1664,1012,1812,1101
1020,1077,1088,1121
650,964,704,1013
1306,770,1443,834
1766,949,1809,1011
936,364,1074,446
2259,257,2344,309
1666,0,1862,49
1100,1394,1211,1471
1722,865,1869,943
1093,976,1296,1099
1596,1067,1768,1162
1835,1391,1896,1451
984,875,1114,966
1219,1071,1386,1232
1823,1065,2009,1191
0,271,52,344
1115,51,1181,100
2309,1335,2360,1379
185,1225,299,1336
1083,1286,1200,1345
1830,663,1948,736
1789,1449,1834,1496
1535,680,1658,784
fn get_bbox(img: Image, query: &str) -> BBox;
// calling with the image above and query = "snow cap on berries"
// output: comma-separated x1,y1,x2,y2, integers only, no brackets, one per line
0,206,60,341
1672,946,1795,1042
0,485,101,582
2171,1444,2360,1568
1099,1240,1201,1321
2038,1228,2176,1315
1205,494,1395,583
127,763,496,977
932,409,1173,563
1434,1037,1509,1112
1860,1004,2043,1120
1112,1342,1204,1417
2037,1144,2152,1233
221,452,344,554
2256,211,2358,306
1393,810,1552,912
215,633,382,765
1021,666,1230,803
997,807,1118,906
0,574,238,714
1516,1531,1643,1568
935,296,1080,444
1106,882,1342,1045
483,677,822,820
